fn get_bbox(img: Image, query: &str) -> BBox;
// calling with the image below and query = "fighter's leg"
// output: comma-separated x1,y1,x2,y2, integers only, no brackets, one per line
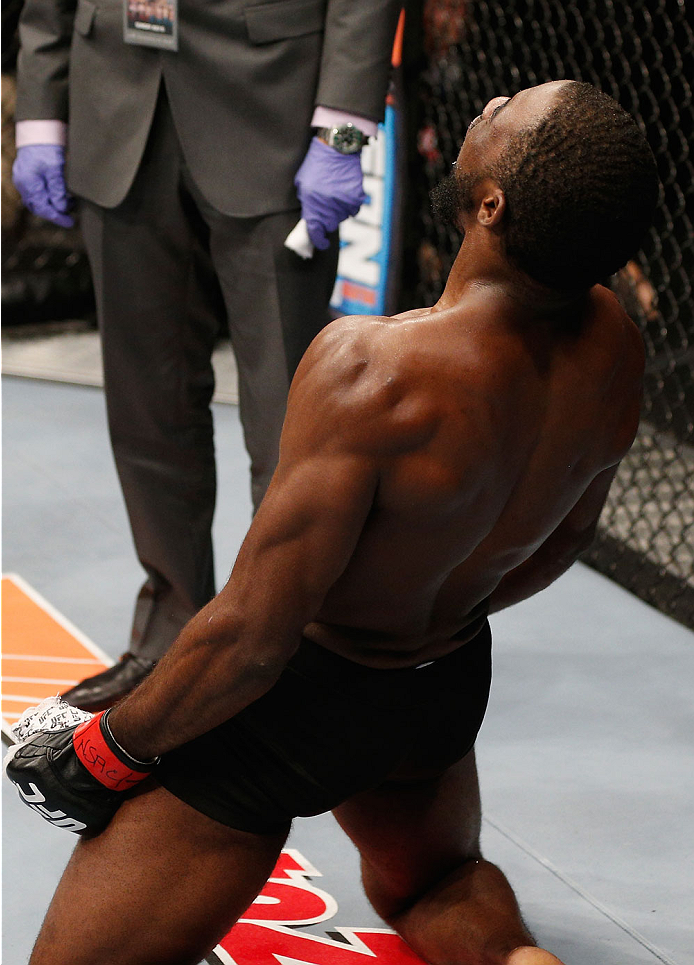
332,749,564,965
30,784,289,965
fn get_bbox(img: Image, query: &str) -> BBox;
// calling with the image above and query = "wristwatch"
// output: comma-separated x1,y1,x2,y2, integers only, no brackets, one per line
316,123,369,154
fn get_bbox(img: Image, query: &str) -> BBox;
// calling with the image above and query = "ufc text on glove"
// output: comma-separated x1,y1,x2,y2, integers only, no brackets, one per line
5,708,157,834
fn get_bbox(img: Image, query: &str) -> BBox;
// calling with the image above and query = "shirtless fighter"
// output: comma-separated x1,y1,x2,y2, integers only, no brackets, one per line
6,80,658,965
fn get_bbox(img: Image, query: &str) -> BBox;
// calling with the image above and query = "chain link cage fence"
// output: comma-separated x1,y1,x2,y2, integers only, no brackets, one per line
400,0,693,629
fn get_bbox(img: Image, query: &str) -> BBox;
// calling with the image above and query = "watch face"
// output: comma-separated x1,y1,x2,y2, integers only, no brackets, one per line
333,124,364,154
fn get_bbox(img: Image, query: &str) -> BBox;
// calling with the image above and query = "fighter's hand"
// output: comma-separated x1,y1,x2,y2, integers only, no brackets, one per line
12,145,75,228
294,137,367,250
4,697,157,834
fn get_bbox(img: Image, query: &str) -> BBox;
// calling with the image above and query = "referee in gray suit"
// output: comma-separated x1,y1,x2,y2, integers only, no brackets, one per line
13,0,402,708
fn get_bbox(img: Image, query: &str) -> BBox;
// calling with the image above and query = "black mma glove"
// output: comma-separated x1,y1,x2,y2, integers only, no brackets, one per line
4,697,158,834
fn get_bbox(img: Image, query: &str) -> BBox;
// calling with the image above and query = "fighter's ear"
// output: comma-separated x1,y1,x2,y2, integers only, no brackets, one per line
477,183,506,227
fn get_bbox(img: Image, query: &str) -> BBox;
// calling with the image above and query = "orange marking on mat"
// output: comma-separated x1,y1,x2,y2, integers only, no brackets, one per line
1,574,113,735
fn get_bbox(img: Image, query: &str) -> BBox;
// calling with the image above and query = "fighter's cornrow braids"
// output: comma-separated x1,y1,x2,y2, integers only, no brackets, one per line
492,82,659,291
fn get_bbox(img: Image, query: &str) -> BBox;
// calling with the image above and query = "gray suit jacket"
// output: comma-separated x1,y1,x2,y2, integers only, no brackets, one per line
16,0,401,214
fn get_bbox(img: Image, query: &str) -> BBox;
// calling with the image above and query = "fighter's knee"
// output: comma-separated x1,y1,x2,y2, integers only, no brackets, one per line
360,850,482,926
505,949,566,965
359,856,406,922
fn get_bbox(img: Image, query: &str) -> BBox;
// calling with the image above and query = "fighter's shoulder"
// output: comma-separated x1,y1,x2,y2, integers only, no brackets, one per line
293,315,441,451
304,311,501,417
299,314,389,378
585,286,645,460
591,284,646,369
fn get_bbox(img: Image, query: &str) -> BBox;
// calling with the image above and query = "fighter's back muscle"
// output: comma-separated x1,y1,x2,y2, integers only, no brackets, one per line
312,287,643,647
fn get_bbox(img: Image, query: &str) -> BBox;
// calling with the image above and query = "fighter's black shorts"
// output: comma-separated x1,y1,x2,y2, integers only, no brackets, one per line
157,621,492,833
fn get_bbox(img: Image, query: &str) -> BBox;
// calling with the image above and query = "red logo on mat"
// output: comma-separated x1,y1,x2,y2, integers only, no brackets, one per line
210,849,426,964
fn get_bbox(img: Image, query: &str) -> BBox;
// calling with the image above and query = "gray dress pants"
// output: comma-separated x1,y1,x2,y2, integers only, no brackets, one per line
79,89,339,661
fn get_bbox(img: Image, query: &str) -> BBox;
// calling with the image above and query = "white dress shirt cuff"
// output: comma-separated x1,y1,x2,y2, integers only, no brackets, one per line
15,120,68,148
311,107,379,138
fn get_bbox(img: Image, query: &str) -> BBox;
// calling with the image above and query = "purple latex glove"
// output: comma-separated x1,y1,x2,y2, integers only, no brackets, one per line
294,137,367,250
13,145,74,228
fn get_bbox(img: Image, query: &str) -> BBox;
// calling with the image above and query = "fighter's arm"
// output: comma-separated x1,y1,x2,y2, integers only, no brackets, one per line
488,464,619,613
108,321,397,761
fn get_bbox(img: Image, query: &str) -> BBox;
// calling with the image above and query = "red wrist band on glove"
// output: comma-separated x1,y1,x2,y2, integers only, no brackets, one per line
73,712,153,791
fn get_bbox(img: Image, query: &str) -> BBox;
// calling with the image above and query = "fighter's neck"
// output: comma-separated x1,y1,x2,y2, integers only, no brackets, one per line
432,235,586,322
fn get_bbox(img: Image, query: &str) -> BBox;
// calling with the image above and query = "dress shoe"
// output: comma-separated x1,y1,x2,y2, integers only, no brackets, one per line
61,652,157,712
